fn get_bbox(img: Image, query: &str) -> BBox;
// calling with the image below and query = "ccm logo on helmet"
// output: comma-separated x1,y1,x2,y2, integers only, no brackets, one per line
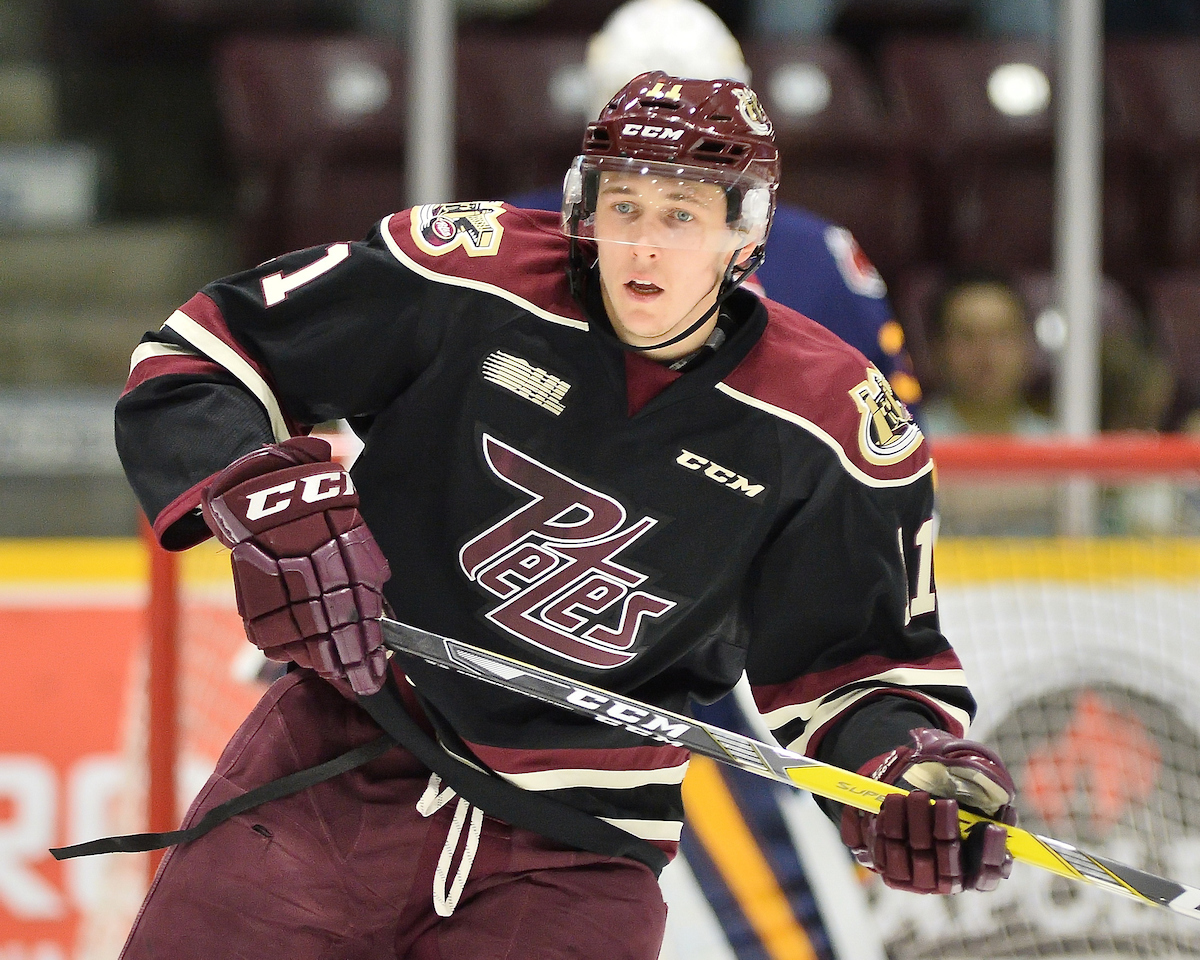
676,450,765,498
245,471,355,521
621,123,685,142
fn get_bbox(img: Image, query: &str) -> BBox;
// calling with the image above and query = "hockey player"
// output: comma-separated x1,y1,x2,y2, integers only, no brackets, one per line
114,72,1016,959
511,0,922,409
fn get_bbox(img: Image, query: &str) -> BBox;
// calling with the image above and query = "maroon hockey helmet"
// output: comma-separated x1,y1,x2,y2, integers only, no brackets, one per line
563,71,781,251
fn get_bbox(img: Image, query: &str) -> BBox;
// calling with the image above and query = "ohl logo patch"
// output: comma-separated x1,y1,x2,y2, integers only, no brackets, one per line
459,435,676,669
411,201,506,257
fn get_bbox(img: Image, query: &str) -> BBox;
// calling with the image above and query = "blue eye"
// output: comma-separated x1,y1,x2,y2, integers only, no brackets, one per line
613,201,636,215
670,209,695,223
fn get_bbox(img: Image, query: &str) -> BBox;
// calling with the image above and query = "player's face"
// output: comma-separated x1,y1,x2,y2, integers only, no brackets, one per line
593,171,739,360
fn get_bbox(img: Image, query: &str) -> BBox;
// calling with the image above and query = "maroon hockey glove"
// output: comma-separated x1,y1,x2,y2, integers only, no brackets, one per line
840,728,1017,895
200,436,391,695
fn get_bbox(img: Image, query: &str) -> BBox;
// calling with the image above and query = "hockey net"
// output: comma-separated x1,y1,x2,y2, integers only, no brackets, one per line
77,433,1200,959
865,434,1200,959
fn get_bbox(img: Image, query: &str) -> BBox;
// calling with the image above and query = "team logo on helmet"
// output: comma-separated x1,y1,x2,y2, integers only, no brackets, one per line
412,201,506,257
850,367,923,465
732,87,772,136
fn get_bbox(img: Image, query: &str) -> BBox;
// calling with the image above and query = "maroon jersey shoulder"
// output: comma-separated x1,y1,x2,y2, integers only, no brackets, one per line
382,203,586,328
724,298,929,485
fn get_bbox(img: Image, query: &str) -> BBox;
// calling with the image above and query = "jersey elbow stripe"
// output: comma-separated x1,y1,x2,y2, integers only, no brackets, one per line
784,688,972,756
163,309,291,443
128,340,199,374
759,666,969,729
714,381,933,488
124,342,223,395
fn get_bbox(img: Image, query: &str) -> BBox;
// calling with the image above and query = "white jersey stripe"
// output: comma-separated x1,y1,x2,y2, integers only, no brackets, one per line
714,381,933,489
128,340,198,374
497,760,690,792
163,310,291,443
784,687,973,756
598,817,684,843
759,667,970,728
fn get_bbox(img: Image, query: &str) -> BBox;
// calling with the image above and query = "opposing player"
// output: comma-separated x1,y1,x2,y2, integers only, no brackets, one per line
114,72,1014,959
511,0,922,407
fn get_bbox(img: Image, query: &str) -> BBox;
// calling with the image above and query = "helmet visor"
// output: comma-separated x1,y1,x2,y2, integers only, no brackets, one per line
562,156,772,253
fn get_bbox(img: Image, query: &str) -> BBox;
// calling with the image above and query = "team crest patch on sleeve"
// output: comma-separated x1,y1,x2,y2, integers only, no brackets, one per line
824,225,886,299
481,351,571,415
850,366,923,465
411,201,506,257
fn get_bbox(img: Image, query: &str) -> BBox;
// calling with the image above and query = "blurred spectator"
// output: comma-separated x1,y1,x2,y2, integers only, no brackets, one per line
920,268,1052,437
918,269,1056,534
1096,331,1182,533
510,0,922,406
1100,332,1177,432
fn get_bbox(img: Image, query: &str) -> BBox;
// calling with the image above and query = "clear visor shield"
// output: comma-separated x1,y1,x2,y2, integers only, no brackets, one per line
562,156,772,253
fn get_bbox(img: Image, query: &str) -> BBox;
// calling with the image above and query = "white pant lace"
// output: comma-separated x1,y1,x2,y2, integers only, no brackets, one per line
416,773,483,917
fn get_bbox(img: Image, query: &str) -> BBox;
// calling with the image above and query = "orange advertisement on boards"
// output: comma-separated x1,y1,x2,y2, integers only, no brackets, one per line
0,540,144,959
0,538,258,959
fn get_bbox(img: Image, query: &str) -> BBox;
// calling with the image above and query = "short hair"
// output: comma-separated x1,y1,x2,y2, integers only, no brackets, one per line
927,267,1029,344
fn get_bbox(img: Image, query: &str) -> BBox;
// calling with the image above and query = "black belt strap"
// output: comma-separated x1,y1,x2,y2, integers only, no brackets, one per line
49,734,393,860
50,674,669,877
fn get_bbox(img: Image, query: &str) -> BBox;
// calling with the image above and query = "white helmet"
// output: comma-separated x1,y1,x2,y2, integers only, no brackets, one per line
585,0,751,118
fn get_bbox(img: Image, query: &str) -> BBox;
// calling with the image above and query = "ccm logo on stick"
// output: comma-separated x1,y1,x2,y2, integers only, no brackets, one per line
566,688,691,742
245,471,355,520
676,450,765,499
620,123,685,141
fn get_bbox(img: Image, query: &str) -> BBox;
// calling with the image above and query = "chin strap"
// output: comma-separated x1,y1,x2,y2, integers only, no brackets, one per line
570,239,765,356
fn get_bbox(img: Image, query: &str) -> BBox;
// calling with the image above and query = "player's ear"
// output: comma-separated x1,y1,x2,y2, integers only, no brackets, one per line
733,244,756,268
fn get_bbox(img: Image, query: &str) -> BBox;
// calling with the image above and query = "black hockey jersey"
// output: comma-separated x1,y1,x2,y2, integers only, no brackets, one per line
116,203,974,859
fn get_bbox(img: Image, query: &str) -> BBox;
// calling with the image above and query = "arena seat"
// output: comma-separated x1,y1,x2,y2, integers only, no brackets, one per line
213,34,410,265
1106,39,1200,271
455,33,590,201
743,39,921,278
879,37,1144,279
1145,271,1200,423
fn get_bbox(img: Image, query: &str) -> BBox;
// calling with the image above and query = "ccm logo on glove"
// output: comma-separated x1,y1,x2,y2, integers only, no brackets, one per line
200,436,391,695
244,472,355,521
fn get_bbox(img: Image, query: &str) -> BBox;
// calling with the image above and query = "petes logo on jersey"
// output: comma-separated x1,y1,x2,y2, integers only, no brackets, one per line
459,435,676,669
481,351,571,416
412,201,506,257
850,366,923,466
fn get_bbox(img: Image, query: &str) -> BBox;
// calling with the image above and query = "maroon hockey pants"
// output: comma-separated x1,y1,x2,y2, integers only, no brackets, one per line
119,669,667,960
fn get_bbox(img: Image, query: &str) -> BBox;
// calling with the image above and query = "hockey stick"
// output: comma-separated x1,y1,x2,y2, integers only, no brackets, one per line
379,615,1200,922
